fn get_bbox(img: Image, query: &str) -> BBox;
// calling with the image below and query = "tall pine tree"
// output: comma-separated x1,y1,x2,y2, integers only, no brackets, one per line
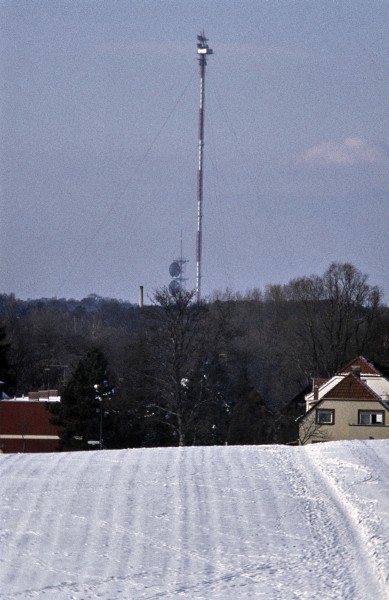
49,348,113,450
0,324,15,394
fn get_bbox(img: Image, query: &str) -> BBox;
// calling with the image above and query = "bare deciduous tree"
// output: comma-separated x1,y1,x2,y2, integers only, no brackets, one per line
285,262,382,377
145,287,207,446
297,414,330,446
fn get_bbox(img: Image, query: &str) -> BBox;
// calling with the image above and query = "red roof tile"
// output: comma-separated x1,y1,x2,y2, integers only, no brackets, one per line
340,356,382,376
322,373,380,401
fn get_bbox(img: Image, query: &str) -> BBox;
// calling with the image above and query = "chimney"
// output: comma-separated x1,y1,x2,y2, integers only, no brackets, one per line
139,286,144,309
351,366,361,378
313,380,319,402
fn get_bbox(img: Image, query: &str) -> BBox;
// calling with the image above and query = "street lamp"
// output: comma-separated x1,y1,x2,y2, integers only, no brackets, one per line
93,381,114,450
94,384,104,450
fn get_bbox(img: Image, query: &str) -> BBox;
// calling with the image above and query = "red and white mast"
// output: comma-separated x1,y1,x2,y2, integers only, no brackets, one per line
195,32,213,303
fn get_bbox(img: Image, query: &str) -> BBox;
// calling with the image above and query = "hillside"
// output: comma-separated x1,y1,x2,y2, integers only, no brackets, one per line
1,441,388,599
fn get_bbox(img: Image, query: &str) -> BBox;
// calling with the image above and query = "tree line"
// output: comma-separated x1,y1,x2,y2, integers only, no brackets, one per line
0,262,388,447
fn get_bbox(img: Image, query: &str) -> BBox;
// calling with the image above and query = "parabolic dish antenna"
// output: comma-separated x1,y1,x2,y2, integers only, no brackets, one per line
169,279,182,294
169,261,182,278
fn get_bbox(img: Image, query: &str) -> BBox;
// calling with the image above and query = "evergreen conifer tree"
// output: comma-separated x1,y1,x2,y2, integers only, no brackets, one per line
0,324,15,394
49,348,113,450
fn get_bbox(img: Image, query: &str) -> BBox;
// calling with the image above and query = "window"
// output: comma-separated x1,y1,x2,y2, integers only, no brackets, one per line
358,411,384,425
316,409,334,425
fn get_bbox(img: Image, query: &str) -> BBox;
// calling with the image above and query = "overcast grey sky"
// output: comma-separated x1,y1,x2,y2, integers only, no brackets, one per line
1,0,388,303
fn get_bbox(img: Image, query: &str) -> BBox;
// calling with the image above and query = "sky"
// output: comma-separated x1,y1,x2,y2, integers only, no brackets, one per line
1,441,389,599
1,0,388,303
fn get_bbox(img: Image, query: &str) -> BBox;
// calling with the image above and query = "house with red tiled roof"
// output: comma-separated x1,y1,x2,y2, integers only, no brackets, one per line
0,391,61,453
299,357,389,444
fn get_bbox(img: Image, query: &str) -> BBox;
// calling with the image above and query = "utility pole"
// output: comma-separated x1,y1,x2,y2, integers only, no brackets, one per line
196,32,213,303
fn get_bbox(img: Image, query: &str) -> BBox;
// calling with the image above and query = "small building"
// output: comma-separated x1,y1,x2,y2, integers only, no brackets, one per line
0,390,61,453
299,357,389,444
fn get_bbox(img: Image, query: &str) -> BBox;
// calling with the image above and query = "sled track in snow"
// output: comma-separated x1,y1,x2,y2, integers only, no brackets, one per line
0,442,388,600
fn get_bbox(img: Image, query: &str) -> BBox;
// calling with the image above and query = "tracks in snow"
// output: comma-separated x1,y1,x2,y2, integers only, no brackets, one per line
1,443,388,600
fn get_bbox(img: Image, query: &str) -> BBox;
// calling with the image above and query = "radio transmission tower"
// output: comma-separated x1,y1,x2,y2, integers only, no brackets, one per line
195,32,213,302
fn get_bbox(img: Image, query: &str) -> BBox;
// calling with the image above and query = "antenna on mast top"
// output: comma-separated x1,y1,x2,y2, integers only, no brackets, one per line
195,32,213,303
197,32,213,62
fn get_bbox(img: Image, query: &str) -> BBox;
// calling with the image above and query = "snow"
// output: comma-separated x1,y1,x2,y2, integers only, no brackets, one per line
1,440,388,600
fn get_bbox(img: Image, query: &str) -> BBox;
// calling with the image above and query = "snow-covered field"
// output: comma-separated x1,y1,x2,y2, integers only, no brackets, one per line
1,441,388,600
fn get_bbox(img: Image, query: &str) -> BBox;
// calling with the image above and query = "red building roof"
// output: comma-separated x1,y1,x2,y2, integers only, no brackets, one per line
340,356,382,376
322,373,381,401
